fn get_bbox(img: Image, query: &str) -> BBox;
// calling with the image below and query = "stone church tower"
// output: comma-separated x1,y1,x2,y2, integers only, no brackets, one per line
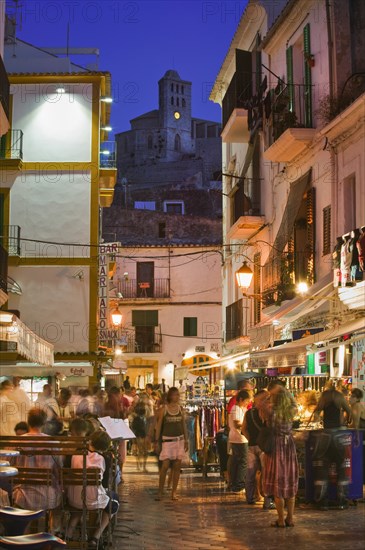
158,69,194,161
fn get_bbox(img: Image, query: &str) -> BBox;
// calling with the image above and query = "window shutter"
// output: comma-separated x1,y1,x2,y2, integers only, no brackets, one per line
323,206,331,256
184,317,197,337
306,187,316,284
286,46,294,112
132,310,158,327
303,23,313,127
253,253,261,325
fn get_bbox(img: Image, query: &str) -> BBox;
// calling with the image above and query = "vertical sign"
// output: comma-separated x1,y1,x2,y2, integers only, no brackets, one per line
98,242,119,348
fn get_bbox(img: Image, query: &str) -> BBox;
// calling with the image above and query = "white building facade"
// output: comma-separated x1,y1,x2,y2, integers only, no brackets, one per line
210,0,365,387
1,36,117,387
108,245,222,388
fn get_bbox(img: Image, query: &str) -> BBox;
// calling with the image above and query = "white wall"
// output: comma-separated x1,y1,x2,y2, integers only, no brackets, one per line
114,246,223,384
9,171,91,257
8,265,91,353
10,83,93,162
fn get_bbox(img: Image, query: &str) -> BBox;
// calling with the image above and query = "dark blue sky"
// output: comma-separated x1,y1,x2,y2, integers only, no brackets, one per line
16,0,246,134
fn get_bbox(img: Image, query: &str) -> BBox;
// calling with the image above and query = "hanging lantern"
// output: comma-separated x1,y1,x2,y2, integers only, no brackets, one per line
236,261,253,291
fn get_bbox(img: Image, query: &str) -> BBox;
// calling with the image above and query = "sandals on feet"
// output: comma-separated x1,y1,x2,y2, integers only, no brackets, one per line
271,521,286,528
285,519,295,527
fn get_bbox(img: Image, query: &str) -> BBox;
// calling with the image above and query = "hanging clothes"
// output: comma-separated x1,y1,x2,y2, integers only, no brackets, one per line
357,228,365,271
332,237,343,287
350,229,363,281
340,236,352,286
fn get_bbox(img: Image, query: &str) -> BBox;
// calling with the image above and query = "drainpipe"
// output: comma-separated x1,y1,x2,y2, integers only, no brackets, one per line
326,0,334,101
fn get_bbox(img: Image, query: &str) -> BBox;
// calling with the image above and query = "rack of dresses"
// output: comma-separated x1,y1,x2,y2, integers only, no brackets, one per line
184,399,225,475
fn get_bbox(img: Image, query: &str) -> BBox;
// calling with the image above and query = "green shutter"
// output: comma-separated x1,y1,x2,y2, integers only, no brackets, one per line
184,317,197,337
132,310,158,327
286,46,294,112
303,23,312,127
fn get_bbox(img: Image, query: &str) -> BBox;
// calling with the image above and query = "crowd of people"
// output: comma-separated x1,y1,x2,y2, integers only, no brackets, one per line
0,375,364,535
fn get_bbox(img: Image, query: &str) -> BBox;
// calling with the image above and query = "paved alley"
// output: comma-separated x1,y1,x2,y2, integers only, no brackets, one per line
113,458,365,550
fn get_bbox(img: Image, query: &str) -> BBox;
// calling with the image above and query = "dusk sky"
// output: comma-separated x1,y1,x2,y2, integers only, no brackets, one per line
15,0,247,134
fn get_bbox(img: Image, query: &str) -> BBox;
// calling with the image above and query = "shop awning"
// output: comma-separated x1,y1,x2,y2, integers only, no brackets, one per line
0,361,94,378
249,317,365,368
0,313,54,367
265,169,312,264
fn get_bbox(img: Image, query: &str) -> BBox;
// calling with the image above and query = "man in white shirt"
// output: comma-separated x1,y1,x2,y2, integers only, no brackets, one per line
12,377,32,423
228,389,251,493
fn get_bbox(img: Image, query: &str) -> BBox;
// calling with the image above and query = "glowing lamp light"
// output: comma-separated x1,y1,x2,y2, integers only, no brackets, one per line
102,126,112,132
100,96,113,103
297,282,309,295
56,87,66,94
100,149,110,155
111,308,123,327
227,361,236,371
236,261,253,291
114,347,123,356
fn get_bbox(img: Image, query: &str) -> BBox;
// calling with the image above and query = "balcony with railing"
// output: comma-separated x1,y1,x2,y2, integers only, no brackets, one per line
0,225,21,256
221,73,251,143
0,129,23,170
227,178,265,240
261,251,308,309
263,84,316,162
0,244,8,306
121,327,162,353
99,141,117,207
0,54,10,129
118,278,170,299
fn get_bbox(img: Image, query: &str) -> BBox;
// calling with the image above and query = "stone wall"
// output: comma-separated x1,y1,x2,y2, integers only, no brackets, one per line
102,207,222,246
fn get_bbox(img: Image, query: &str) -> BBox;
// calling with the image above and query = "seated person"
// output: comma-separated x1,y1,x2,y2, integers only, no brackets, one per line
14,421,29,435
66,430,119,547
64,417,89,468
13,409,63,531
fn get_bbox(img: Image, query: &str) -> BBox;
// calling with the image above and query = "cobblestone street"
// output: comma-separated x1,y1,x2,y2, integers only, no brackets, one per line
113,458,365,550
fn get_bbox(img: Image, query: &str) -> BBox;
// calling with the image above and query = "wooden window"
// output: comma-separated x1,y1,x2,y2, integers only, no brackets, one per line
323,205,331,256
132,310,158,327
225,299,243,341
184,317,197,337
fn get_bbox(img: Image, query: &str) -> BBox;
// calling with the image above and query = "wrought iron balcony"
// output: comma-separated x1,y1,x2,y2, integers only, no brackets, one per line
100,141,117,169
122,328,162,353
0,55,10,120
0,244,8,297
264,84,316,162
118,278,170,299
0,129,23,160
262,251,310,308
0,225,21,256
221,74,252,143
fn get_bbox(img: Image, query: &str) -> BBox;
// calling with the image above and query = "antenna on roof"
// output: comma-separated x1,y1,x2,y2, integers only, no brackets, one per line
5,0,23,45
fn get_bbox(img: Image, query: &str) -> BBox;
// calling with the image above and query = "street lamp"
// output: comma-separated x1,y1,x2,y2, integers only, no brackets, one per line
111,307,123,327
236,261,254,292
297,282,309,295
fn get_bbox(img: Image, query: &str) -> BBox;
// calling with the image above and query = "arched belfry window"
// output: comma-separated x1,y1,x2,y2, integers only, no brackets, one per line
174,134,181,152
182,98,186,107
147,135,153,149
171,96,174,105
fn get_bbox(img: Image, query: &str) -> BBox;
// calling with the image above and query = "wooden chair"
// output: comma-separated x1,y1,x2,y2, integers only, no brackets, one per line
60,468,102,549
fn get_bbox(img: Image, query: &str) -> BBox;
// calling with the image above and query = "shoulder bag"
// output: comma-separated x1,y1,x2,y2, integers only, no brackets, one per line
251,409,275,454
